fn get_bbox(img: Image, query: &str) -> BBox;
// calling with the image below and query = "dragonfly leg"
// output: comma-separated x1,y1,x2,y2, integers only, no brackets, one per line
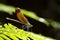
22,25,27,30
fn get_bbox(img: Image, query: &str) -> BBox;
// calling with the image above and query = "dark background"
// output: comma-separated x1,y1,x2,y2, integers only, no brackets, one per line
0,0,60,39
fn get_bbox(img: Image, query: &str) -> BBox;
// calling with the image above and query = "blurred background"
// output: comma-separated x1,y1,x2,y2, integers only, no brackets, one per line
0,0,60,39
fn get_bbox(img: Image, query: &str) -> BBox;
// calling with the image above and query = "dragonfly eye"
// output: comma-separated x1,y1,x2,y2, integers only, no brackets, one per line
26,23,33,28
26,24,33,31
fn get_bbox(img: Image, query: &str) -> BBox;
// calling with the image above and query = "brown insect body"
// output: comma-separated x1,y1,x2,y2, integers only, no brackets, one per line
16,8,32,28
17,11,29,25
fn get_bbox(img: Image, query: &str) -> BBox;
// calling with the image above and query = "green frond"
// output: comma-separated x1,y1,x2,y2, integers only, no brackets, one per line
0,23,55,40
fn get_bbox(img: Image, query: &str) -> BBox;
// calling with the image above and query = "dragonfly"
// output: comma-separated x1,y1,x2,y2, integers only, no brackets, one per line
6,7,33,31
15,7,33,31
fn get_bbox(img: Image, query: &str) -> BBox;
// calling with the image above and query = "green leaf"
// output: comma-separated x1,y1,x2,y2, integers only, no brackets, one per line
0,3,49,25
0,23,55,40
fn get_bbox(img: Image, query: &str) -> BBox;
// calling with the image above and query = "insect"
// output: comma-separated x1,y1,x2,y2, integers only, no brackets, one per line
15,7,33,31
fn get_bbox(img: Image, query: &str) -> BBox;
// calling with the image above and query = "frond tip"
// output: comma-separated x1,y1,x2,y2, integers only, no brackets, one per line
0,23,55,40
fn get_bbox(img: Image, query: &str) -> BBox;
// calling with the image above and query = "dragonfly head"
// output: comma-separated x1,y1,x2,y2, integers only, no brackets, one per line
26,23,33,28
